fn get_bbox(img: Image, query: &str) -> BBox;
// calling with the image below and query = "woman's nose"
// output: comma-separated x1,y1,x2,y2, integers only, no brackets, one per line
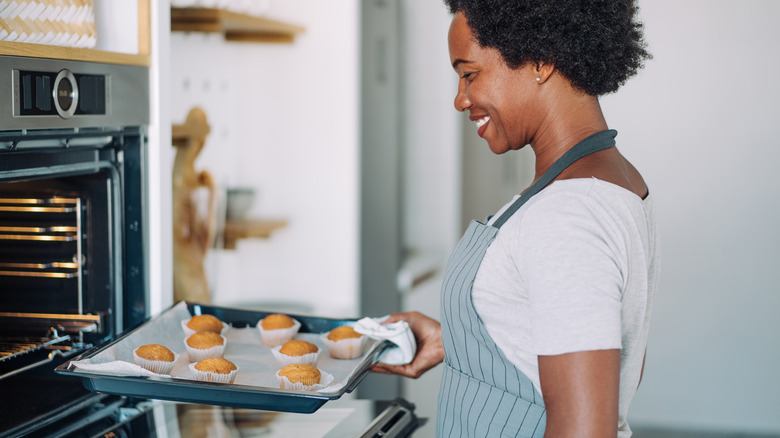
454,81,471,112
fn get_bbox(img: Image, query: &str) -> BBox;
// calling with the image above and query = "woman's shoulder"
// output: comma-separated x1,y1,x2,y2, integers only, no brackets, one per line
541,178,650,208
508,178,653,230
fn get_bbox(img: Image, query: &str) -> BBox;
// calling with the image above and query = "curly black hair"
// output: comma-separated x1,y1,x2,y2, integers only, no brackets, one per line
444,0,651,96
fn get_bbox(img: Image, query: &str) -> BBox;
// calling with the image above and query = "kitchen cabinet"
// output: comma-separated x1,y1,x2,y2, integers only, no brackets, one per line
170,7,304,43
0,0,151,66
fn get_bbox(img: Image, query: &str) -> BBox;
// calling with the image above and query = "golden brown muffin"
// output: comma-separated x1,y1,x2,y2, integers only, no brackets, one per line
278,363,321,386
186,331,225,349
194,357,237,374
135,344,175,362
327,325,362,341
279,340,319,356
186,314,223,333
260,314,296,330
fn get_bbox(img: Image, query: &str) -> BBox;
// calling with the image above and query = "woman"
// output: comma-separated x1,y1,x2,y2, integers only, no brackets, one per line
373,1,658,437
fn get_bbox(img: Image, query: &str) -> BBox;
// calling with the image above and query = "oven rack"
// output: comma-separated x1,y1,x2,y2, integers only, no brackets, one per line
0,333,72,380
0,334,71,362
0,197,82,279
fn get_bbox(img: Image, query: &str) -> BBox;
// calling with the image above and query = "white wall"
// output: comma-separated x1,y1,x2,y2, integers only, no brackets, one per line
600,0,780,433
168,1,360,318
94,0,139,54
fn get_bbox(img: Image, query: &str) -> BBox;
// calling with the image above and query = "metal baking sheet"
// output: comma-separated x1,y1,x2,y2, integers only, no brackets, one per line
54,302,392,413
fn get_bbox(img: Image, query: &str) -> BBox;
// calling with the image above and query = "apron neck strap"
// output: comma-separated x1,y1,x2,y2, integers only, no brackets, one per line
491,129,617,229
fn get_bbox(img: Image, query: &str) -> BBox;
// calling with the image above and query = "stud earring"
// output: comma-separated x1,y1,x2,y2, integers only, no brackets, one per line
535,77,541,83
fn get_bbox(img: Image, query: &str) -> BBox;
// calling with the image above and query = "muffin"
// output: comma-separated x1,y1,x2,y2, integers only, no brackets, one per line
133,344,176,374
190,357,238,383
182,314,227,336
260,314,296,330
277,363,321,390
271,339,320,366
322,325,366,359
257,314,301,347
185,331,226,362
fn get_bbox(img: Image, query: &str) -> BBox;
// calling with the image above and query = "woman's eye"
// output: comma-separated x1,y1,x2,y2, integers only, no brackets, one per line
460,72,474,80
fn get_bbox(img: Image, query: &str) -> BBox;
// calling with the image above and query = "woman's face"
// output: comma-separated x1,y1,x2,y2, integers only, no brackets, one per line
448,12,541,154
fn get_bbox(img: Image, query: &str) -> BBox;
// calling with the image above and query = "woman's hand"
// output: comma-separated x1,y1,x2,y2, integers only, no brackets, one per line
371,311,444,379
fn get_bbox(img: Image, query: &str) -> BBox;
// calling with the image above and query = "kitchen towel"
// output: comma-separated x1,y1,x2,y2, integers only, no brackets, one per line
353,316,416,366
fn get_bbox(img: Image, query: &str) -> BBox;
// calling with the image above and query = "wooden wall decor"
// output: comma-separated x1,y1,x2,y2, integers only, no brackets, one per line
172,107,217,303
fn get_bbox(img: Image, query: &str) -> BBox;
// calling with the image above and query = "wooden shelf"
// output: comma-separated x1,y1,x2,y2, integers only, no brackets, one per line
171,7,305,43
223,219,288,250
0,42,150,66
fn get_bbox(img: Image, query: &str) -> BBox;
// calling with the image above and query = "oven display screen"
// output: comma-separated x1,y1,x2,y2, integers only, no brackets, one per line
18,70,106,116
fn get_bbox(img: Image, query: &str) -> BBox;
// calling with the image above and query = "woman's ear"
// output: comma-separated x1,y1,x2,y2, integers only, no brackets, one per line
534,61,555,84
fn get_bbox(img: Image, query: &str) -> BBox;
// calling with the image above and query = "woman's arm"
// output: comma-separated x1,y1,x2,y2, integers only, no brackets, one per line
538,349,620,438
371,311,444,379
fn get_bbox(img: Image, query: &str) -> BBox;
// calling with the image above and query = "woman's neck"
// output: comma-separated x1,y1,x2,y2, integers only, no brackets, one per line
529,93,608,180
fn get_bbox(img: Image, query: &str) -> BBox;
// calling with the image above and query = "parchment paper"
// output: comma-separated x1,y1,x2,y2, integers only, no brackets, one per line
69,301,381,395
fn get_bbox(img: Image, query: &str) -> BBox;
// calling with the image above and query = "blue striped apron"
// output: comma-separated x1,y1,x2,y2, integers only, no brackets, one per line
437,130,618,437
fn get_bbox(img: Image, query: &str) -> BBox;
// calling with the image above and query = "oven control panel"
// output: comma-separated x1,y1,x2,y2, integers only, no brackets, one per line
17,69,106,118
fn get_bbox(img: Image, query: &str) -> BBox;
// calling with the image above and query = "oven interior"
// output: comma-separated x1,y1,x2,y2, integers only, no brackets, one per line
0,128,149,437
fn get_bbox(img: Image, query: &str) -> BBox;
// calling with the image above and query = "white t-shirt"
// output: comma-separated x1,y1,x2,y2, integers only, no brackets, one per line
472,178,660,437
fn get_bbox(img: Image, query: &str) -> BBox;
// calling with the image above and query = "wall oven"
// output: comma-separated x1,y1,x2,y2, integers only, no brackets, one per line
0,54,151,437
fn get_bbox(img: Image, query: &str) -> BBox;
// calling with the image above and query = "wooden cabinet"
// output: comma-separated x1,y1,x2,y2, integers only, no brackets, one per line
0,0,151,66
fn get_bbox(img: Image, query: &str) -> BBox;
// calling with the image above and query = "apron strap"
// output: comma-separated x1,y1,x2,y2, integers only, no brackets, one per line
491,129,617,229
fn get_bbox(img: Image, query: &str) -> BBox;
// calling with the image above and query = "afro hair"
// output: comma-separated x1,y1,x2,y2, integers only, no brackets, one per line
444,0,652,96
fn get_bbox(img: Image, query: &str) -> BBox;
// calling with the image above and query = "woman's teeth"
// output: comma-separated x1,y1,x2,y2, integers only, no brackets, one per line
475,116,490,128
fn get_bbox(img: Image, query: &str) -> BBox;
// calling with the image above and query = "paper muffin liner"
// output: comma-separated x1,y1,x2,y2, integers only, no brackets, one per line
132,349,177,375
276,369,334,391
321,333,368,359
189,362,239,384
270,345,320,366
181,319,231,337
257,318,301,347
184,334,226,362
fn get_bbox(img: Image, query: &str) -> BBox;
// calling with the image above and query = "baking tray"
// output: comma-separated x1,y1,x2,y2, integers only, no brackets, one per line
55,302,392,413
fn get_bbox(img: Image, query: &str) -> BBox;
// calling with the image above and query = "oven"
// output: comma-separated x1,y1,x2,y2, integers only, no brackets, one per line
0,54,150,437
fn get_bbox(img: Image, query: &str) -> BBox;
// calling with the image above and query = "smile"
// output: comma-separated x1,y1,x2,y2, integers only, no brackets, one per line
475,116,490,128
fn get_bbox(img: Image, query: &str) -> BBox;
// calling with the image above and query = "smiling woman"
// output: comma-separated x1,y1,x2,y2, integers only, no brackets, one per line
372,1,657,437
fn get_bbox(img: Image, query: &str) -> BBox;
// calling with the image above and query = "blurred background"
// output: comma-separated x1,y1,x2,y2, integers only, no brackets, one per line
149,0,780,436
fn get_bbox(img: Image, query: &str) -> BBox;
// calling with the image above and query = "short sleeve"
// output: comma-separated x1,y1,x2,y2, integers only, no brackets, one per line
516,191,626,356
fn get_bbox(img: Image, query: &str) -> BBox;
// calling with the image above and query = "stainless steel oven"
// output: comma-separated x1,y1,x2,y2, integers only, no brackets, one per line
0,54,150,437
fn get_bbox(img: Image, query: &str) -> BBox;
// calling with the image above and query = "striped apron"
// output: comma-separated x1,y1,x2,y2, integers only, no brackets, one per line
437,130,618,437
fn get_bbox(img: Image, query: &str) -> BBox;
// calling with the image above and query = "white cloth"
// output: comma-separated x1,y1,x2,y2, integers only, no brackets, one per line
354,316,417,365
473,178,660,438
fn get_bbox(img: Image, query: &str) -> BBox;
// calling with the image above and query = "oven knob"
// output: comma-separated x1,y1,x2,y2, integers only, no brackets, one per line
53,69,79,119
